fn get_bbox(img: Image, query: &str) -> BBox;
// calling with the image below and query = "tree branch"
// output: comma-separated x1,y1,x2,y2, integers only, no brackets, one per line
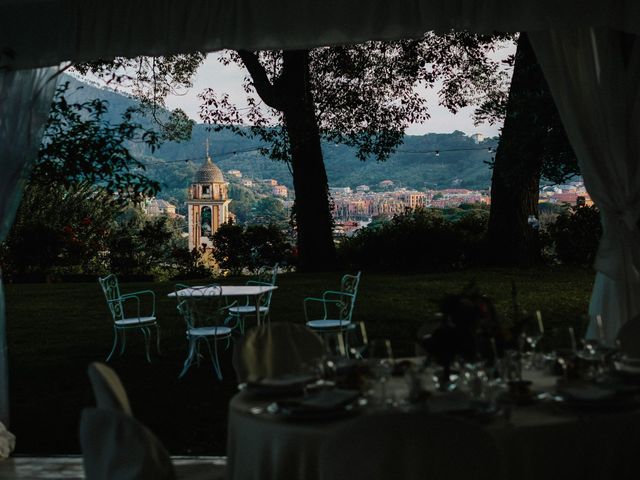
237,50,283,111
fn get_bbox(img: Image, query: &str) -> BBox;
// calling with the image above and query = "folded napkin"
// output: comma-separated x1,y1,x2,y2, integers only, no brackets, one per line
252,374,316,388
0,422,15,460
297,389,360,410
557,384,617,402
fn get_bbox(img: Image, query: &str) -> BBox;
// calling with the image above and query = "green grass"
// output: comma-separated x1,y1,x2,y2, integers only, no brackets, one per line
5,266,595,454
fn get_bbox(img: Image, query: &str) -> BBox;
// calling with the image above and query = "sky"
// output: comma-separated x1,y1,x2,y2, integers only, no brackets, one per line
164,49,512,138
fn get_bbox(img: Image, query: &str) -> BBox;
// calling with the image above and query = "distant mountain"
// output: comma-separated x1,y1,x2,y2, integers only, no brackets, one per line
61,74,497,199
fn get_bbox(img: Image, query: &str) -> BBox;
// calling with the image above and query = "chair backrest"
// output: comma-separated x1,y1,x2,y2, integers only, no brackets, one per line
232,322,325,382
246,280,275,308
255,263,279,285
617,314,640,358
80,407,175,480
337,271,361,321
176,284,225,330
87,362,132,416
98,274,124,322
319,412,499,480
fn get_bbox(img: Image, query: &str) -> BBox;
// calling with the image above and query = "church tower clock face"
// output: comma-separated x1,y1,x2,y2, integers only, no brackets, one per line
186,149,231,251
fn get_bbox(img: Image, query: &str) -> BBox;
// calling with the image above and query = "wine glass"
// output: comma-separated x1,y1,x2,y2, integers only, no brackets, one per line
346,322,369,359
520,310,545,369
368,339,394,406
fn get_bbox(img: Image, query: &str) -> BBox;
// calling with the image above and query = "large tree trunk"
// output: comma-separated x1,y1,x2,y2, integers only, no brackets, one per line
488,34,547,266
280,50,336,271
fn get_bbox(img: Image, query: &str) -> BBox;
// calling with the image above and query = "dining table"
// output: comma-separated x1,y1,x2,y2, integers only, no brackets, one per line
225,362,640,480
168,284,277,326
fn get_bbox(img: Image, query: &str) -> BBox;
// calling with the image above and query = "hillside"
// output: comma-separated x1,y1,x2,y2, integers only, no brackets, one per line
61,74,497,199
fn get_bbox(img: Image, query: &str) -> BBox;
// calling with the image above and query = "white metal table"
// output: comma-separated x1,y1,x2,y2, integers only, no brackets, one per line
168,285,278,326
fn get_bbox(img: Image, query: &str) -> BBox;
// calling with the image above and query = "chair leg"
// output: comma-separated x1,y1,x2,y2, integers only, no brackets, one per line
155,324,161,355
106,327,118,362
179,336,196,378
141,327,152,363
119,330,127,355
204,338,223,380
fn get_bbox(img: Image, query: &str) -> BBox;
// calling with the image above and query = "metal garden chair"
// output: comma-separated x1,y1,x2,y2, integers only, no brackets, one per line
176,284,235,380
304,271,362,356
98,274,160,363
225,264,279,333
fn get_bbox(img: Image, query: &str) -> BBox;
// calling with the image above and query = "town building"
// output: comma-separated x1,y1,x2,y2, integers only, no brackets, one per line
227,169,242,178
186,154,231,250
273,185,288,198
144,198,177,218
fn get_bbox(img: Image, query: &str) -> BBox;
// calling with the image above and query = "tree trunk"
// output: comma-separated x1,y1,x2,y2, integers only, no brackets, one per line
487,34,547,266
280,50,336,271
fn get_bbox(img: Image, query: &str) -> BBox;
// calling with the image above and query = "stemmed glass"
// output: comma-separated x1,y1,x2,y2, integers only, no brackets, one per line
346,322,369,359
368,339,394,406
520,310,545,369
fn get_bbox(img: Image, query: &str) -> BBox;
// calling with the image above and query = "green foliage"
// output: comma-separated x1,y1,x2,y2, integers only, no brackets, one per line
106,208,185,278
548,205,602,265
0,181,119,278
211,222,293,275
338,207,489,271
37,82,161,205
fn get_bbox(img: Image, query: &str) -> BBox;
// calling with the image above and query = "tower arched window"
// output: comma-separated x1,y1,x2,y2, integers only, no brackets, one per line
201,206,212,237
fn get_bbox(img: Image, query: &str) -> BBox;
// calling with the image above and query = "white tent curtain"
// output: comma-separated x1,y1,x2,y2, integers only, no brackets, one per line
3,1,640,70
0,67,58,425
528,28,640,346
1,1,640,427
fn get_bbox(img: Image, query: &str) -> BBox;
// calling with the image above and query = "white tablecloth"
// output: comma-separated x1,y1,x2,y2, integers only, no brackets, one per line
226,370,640,480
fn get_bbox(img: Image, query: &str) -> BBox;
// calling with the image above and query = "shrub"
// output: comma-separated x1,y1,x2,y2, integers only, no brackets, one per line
337,207,488,272
210,222,293,275
547,205,601,265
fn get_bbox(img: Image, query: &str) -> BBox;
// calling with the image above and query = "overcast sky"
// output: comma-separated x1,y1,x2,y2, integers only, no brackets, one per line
165,49,513,138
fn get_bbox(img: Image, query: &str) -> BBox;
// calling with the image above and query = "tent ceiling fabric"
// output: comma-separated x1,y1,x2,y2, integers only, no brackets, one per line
2,0,640,70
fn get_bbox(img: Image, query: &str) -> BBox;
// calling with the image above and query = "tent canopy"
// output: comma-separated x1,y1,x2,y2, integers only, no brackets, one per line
2,0,640,69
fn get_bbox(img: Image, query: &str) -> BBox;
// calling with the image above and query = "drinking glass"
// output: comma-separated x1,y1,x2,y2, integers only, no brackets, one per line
520,310,545,369
346,322,369,359
368,339,394,406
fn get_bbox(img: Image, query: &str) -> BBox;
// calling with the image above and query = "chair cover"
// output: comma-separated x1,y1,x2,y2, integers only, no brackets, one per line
617,315,640,359
87,362,133,416
319,412,499,480
80,407,176,480
233,322,325,382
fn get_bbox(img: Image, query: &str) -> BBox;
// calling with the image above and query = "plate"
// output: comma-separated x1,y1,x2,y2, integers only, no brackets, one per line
553,383,640,411
269,389,364,420
242,374,317,397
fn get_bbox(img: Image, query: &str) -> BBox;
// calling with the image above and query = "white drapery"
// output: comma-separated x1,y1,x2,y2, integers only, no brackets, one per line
0,68,58,425
3,1,640,70
1,2,640,425
529,28,640,345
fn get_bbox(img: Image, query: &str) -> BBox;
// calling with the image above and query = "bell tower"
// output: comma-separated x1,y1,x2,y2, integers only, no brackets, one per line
186,143,231,250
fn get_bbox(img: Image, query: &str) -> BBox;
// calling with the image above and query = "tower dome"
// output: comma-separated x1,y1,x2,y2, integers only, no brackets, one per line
195,157,225,183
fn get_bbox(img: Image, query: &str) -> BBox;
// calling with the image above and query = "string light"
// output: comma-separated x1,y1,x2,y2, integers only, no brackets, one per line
138,143,498,167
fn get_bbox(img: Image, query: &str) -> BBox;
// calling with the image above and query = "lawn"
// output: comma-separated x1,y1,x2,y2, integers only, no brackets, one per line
5,266,595,455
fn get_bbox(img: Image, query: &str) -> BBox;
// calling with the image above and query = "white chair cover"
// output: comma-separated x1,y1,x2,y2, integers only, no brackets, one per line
617,315,640,359
319,412,499,480
80,407,175,480
87,362,133,415
233,322,324,382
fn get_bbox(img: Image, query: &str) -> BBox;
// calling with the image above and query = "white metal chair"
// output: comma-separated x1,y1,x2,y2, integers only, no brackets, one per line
176,284,234,380
304,272,361,356
225,264,279,333
98,274,160,363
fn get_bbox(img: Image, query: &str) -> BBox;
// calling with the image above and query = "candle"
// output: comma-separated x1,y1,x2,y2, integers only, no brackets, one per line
569,326,577,352
596,315,605,344
536,310,544,334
